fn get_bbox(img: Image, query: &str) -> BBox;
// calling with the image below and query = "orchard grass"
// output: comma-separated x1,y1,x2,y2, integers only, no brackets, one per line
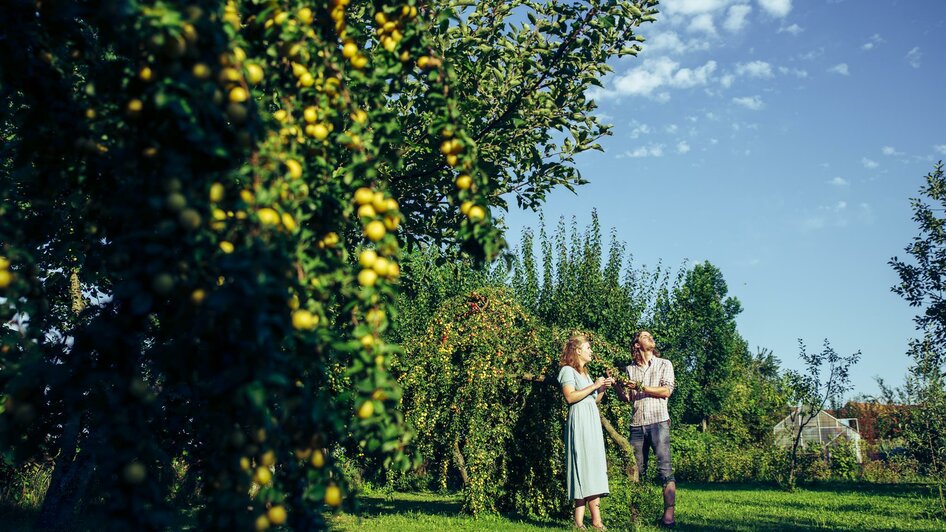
674,482,946,531
329,482,946,531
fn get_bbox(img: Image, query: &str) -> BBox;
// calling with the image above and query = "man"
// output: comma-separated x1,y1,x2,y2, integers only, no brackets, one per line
615,330,676,528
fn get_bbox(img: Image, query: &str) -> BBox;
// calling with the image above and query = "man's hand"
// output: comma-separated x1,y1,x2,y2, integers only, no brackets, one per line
613,379,630,402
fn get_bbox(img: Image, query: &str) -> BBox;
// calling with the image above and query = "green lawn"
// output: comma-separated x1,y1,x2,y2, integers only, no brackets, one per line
330,483,946,531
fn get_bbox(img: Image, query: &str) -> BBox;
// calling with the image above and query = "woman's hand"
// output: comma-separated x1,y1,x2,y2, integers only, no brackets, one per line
596,377,615,391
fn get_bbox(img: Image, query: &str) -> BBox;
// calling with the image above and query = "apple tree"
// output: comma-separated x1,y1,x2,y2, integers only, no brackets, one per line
0,0,658,529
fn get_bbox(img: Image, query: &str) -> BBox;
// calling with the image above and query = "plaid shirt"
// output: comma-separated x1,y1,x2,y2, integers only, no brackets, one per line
625,356,675,427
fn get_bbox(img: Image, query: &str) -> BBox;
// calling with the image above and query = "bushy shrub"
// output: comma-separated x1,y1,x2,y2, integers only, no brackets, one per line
396,287,640,518
797,443,833,482
601,468,664,531
829,442,860,481
671,424,774,482
860,455,924,483
396,288,558,514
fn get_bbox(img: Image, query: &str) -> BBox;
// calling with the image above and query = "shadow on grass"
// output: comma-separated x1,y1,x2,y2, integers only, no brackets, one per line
0,503,39,531
670,481,946,532
350,492,564,529
802,480,940,498
351,492,462,518
682,480,938,497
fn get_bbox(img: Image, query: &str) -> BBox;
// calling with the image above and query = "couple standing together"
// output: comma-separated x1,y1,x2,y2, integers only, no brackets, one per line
557,331,677,529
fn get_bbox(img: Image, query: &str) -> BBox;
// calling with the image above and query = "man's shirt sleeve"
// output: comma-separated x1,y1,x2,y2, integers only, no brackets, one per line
659,359,675,394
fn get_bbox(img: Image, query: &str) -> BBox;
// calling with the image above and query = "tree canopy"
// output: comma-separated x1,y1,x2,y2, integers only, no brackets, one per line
0,0,658,528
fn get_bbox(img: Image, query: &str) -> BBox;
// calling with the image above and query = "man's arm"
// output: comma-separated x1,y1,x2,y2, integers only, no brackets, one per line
639,385,672,398
614,381,631,402
643,359,675,399
613,366,633,402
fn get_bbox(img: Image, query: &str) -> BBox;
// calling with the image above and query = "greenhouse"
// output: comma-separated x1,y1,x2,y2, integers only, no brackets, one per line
773,408,863,463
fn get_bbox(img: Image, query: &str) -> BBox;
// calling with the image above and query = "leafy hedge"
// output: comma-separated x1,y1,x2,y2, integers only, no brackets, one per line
395,287,638,517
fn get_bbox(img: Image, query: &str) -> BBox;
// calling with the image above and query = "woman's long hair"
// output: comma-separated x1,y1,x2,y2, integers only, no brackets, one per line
559,333,590,374
631,330,660,364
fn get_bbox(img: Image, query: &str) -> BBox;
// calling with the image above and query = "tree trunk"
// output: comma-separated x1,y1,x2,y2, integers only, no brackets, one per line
452,439,470,487
36,275,92,531
34,417,93,531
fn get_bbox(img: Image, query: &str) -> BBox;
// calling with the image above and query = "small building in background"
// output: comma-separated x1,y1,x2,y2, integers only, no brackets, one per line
773,408,863,463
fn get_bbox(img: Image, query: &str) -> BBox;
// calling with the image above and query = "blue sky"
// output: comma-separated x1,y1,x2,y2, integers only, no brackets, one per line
501,0,946,398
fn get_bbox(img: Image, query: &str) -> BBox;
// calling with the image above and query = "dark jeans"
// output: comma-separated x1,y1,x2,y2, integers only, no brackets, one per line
630,420,675,485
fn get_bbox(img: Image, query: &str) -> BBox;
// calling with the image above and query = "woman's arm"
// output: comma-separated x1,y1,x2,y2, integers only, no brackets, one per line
561,377,608,405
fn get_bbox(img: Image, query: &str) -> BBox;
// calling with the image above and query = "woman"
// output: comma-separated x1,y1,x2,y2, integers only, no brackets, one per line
557,333,614,529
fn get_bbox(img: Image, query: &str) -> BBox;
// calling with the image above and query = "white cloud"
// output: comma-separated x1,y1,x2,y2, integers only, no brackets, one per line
622,144,665,158
736,61,774,78
778,23,803,35
828,63,849,76
732,95,764,110
827,176,849,186
723,4,752,32
665,124,679,134
677,141,692,154
799,48,824,61
778,66,808,78
689,13,717,35
663,0,733,16
934,145,946,155
882,146,903,156
758,0,792,17
802,200,852,231
720,73,735,88
630,122,652,139
608,57,718,98
643,32,712,56
906,47,922,68
861,158,878,169
862,33,884,50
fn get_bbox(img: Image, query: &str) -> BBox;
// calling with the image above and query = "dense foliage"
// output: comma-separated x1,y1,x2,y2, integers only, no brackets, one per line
656,262,749,431
388,217,809,516
396,286,639,517
889,162,946,516
0,0,660,529
510,213,675,345
397,288,553,514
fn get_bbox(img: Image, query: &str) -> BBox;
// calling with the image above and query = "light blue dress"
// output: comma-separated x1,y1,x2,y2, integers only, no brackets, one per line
558,365,610,500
